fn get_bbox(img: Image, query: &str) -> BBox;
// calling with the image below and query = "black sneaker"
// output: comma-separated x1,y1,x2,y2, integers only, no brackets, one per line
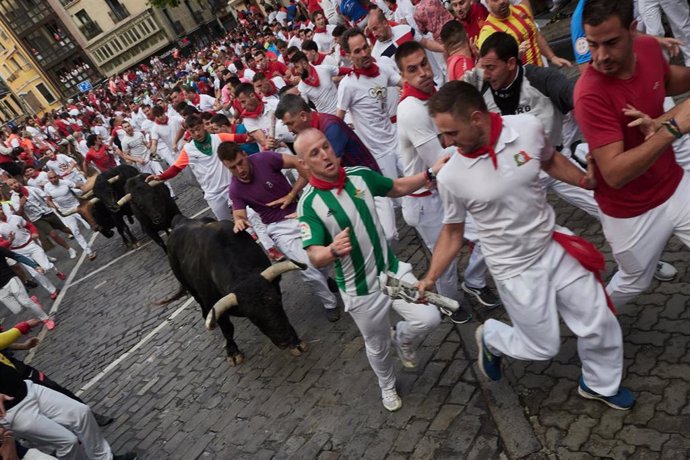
24,279,38,289
94,412,114,427
439,304,472,324
114,453,138,460
325,308,340,322
461,282,501,308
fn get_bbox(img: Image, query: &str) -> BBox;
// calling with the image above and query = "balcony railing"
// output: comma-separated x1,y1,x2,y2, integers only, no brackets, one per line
108,4,131,23
79,21,103,40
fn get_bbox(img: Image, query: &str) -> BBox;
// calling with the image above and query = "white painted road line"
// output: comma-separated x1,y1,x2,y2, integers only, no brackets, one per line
76,297,194,397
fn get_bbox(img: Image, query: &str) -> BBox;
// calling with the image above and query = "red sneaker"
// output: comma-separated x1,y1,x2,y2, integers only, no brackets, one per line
30,295,41,307
50,289,60,300
267,247,286,262
56,272,66,281
43,319,55,330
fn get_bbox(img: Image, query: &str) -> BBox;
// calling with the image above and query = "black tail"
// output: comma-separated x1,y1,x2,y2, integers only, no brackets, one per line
155,284,188,306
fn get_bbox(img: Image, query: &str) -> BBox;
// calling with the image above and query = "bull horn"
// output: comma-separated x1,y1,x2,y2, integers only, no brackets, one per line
148,180,162,187
117,193,132,207
205,293,238,330
60,207,79,217
107,175,120,184
260,260,307,282
89,197,100,204
81,191,94,199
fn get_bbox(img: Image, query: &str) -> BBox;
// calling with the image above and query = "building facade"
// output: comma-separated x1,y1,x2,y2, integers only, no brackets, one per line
56,0,224,77
0,16,62,123
0,0,101,101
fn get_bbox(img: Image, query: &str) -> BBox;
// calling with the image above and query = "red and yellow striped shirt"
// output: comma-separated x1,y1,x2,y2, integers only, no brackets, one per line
477,4,543,67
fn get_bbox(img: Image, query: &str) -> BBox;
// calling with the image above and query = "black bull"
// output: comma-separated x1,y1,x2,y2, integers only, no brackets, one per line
121,175,181,251
159,216,307,366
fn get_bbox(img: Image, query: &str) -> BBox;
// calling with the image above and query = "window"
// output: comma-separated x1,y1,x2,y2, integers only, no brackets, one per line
8,57,19,71
75,9,92,24
35,83,55,103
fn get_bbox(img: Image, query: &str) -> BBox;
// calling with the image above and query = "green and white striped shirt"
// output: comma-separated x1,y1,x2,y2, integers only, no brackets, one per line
298,167,399,296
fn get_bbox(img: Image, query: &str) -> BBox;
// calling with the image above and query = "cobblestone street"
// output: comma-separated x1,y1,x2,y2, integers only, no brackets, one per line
2,171,688,459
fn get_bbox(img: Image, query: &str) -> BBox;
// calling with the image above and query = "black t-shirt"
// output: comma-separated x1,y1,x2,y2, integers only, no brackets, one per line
0,354,27,410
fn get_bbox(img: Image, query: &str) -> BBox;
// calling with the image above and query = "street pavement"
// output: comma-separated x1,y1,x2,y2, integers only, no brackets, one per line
2,170,689,459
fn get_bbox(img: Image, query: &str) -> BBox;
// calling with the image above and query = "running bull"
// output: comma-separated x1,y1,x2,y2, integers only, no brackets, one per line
159,216,308,366
116,175,180,251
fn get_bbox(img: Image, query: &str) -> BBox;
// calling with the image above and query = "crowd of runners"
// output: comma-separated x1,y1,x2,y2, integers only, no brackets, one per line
0,0,687,457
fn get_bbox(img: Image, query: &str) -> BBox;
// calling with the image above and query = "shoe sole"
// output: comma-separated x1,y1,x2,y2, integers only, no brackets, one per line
653,273,675,282
475,326,490,380
383,400,402,412
440,307,472,324
577,387,633,411
461,283,501,308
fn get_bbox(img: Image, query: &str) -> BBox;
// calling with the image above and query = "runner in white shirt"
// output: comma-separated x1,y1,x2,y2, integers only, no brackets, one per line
235,83,294,154
120,122,174,196
146,115,249,220
0,210,61,299
311,11,337,52
44,152,85,185
302,40,341,67
292,52,341,115
24,167,49,189
395,42,497,320
43,172,96,260
149,105,185,166
418,81,634,410
185,87,217,112
73,131,90,159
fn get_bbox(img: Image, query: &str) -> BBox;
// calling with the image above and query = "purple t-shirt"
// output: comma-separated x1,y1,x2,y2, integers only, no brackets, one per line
229,151,296,225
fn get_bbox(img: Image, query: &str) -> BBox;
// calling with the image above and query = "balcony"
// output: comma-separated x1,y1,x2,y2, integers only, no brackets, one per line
108,4,131,24
172,20,185,36
190,10,205,25
79,21,103,40
6,73,17,83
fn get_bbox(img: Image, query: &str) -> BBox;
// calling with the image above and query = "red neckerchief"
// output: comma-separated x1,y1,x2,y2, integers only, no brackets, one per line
111,126,121,137
314,26,327,33
389,3,398,11
20,186,29,197
303,65,321,87
241,96,265,119
314,53,326,65
552,231,616,314
191,93,201,106
352,62,380,78
459,112,502,169
399,82,435,102
309,113,320,129
309,167,347,195
155,116,168,126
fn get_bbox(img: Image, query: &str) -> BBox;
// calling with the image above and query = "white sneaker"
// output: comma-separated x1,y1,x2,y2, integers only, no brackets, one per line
48,256,57,262
391,328,417,368
654,261,677,282
68,248,77,259
381,388,402,412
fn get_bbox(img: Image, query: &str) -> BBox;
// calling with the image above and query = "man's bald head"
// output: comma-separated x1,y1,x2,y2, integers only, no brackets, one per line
294,128,327,158
294,128,340,181
367,8,392,41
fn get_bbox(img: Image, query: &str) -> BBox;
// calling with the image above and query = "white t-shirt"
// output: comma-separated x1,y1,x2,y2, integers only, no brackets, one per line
372,24,418,61
92,125,109,140
45,154,77,179
336,60,401,160
437,114,555,280
243,98,294,153
10,187,52,222
27,171,49,189
0,215,32,248
76,139,89,157
180,134,232,199
121,131,150,162
192,94,217,112
313,25,337,53
297,65,340,115
44,179,80,212
150,115,185,154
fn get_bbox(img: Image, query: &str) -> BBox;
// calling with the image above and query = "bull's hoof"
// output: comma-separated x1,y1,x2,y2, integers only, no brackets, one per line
290,341,308,357
226,352,245,367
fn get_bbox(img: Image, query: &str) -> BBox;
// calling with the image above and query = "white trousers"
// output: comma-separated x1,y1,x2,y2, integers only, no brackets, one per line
343,262,442,390
247,208,275,251
14,242,57,294
603,172,690,307
373,152,400,243
402,193,487,296
137,160,175,196
5,381,112,460
0,277,48,320
266,219,337,310
540,171,599,218
483,236,623,396
59,214,92,254
663,97,690,171
206,192,232,221
638,0,690,65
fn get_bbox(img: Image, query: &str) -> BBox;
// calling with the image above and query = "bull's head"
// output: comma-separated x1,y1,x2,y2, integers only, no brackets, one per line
93,174,123,213
120,180,169,225
205,260,306,330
